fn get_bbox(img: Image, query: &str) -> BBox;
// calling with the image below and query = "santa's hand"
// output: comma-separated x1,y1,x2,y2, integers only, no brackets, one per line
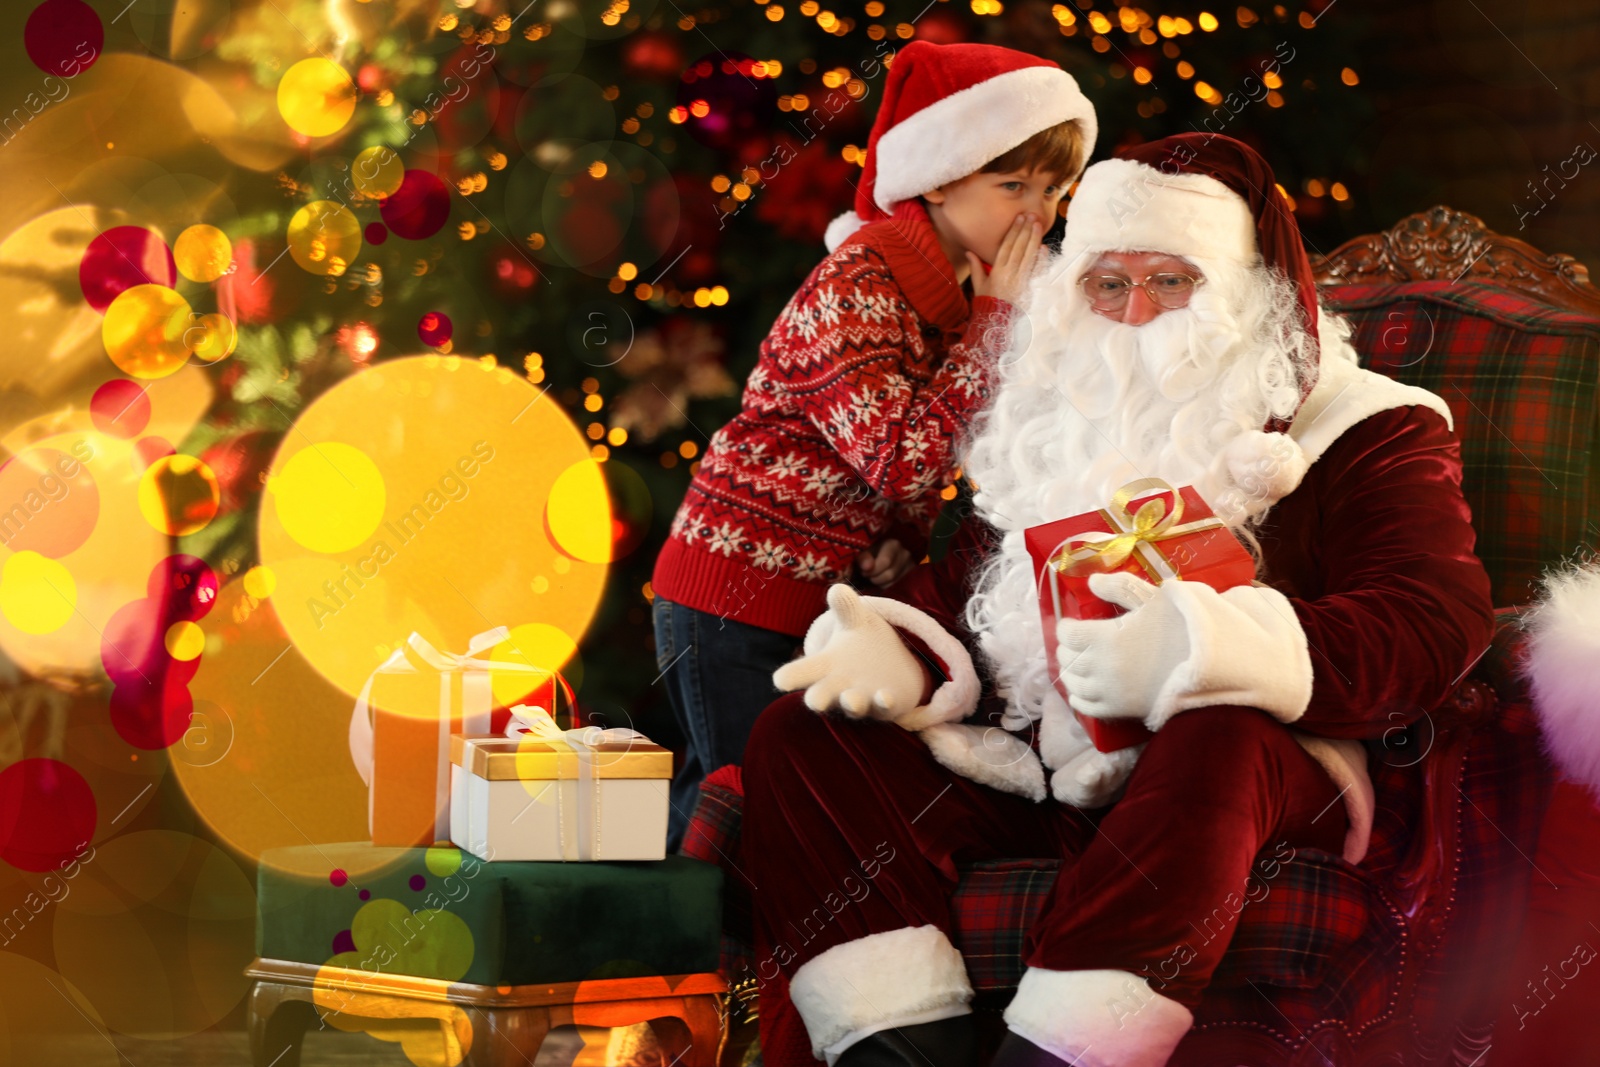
773,584,928,722
1049,743,1143,808
1055,571,1190,721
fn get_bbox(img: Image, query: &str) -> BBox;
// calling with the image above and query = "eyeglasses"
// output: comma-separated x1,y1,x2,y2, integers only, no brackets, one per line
1079,272,1203,311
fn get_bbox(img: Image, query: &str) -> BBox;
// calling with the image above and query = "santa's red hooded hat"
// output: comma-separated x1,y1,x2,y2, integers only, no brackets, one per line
1061,133,1322,433
825,41,1098,252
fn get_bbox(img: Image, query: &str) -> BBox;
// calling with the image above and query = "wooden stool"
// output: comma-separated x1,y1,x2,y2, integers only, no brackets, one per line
246,958,729,1066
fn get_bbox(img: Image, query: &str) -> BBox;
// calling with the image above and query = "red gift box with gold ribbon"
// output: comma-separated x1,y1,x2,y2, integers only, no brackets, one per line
1025,478,1256,752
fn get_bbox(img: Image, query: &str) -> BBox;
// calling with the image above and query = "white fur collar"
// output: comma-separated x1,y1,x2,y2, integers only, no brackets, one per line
1288,353,1454,465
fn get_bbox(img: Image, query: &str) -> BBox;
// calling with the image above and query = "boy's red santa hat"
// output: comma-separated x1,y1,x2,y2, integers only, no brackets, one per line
825,41,1098,252
1062,133,1324,435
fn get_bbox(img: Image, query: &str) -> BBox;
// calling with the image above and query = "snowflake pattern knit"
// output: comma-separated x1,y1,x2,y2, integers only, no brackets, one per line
653,202,1014,637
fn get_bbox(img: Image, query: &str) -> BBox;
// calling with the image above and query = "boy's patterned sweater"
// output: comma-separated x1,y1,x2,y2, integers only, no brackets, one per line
653,199,1014,636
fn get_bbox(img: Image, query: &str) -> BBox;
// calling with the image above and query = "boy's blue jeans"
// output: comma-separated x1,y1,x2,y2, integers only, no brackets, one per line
652,596,802,851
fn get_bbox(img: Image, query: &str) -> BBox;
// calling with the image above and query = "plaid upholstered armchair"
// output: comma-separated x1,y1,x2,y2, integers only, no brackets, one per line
680,206,1600,1065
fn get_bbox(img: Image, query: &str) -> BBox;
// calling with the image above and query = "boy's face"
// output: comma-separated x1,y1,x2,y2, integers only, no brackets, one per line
922,166,1066,266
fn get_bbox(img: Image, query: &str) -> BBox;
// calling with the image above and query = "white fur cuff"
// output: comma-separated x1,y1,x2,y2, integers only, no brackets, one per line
1293,733,1376,865
1525,560,1600,800
921,722,1047,801
1148,580,1314,730
860,597,983,731
1003,967,1193,1067
789,925,974,1057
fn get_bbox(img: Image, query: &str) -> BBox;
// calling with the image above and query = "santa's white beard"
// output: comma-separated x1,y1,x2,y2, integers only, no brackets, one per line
962,257,1314,731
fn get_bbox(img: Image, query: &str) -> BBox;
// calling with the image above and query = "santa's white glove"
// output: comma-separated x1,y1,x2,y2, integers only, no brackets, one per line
774,584,927,724
1049,743,1144,808
1055,571,1189,722
1058,571,1316,732
1038,697,1143,807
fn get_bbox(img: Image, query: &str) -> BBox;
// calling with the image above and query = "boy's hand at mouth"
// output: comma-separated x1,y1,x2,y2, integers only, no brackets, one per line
969,212,1045,305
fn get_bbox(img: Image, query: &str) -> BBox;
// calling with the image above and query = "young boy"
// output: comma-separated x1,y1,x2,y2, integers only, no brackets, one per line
652,41,1098,847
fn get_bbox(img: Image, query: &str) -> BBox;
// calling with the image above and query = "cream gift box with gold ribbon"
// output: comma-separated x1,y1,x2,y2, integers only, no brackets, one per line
448,707,673,862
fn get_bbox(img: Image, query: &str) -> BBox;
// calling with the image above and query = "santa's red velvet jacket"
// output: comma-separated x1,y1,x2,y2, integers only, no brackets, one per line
653,199,1013,637
839,348,1496,865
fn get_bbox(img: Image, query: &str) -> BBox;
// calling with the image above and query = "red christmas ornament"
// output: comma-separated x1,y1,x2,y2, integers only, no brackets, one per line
552,173,629,273
660,173,723,285
222,238,302,324
639,175,682,266
488,241,540,297
914,7,971,43
431,44,502,153
676,51,775,150
756,139,858,245
622,30,685,81
199,430,278,514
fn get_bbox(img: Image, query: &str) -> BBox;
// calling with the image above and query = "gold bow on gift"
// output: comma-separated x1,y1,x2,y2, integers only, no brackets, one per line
1050,477,1223,573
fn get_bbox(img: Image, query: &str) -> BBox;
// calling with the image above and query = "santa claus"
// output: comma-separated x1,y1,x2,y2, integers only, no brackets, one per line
736,133,1499,1067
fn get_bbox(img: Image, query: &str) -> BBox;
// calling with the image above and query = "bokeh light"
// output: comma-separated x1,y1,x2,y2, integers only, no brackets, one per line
268,441,387,554
79,226,177,313
0,957,117,1066
109,671,195,750
90,380,152,438
0,429,170,680
491,623,584,704
287,200,361,277
133,436,177,473
52,831,256,1037
604,460,653,561
102,283,193,379
353,146,405,199
256,356,605,707
102,571,203,688
0,446,99,557
164,620,205,661
173,224,232,282
242,565,276,599
317,897,477,1063
0,551,77,634
325,898,474,980
137,454,220,536
417,311,452,348
379,170,451,240
424,845,462,877
186,312,238,363
23,0,104,78
546,460,613,563
172,577,371,871
277,58,358,137
148,555,218,623
0,758,97,871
